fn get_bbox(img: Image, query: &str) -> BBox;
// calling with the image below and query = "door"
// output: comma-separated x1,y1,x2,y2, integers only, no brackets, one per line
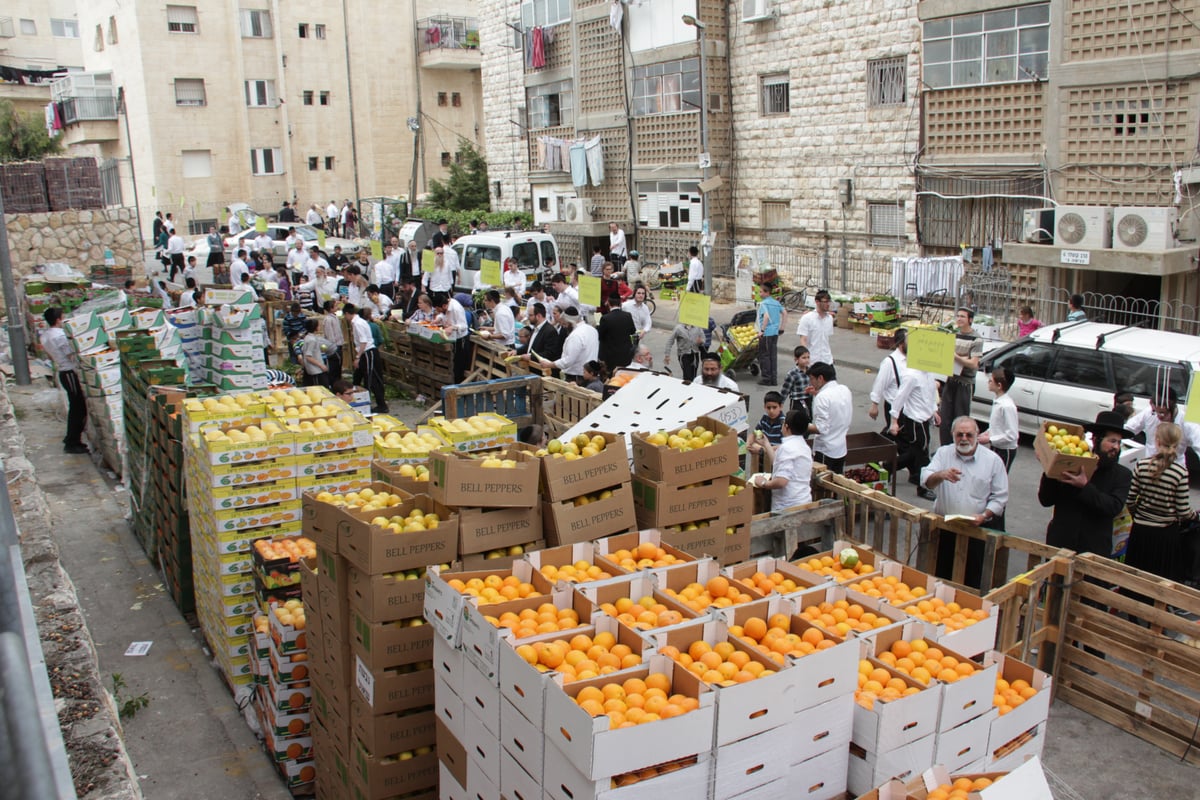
1040,346,1112,428
973,340,1056,435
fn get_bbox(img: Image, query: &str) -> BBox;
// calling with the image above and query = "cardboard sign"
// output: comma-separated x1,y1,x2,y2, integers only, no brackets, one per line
370,239,384,261
255,215,268,233
317,230,326,249
577,275,601,308
906,328,955,376
421,249,436,273
480,259,502,287
1186,372,1200,423
679,291,711,328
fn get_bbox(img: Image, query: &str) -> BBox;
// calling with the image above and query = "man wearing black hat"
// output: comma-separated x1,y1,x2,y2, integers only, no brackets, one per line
431,219,451,249
1038,410,1133,556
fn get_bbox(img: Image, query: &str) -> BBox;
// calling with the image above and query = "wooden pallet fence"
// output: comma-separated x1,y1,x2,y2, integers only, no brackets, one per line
983,555,1073,675
816,472,931,563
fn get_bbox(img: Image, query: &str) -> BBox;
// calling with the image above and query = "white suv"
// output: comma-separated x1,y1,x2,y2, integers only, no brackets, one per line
971,322,1199,435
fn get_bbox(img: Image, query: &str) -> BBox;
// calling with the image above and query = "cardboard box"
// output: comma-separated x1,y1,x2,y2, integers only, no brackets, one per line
987,722,1046,772
427,448,540,508
545,746,711,800
337,497,458,575
457,541,547,571
631,417,739,485
787,746,849,800
456,504,543,556
539,432,631,502
724,557,829,598
843,561,936,608
631,474,729,528
423,565,468,647
726,477,753,527
428,412,517,453
299,556,321,613
786,693,854,766
353,655,436,715
982,652,1052,757
462,701,502,785
432,634,463,697
458,654,502,736
351,739,438,799
909,583,998,658
657,523,727,561
350,699,436,759
459,587,582,683
523,541,628,586
1033,420,1098,480
787,583,908,639
590,530,696,575
302,491,343,552
934,707,997,773
846,734,936,797
792,540,882,585
499,744,542,800
499,696,545,782
723,523,751,565
908,755,1053,800
348,565,427,623
351,611,434,671
543,484,637,547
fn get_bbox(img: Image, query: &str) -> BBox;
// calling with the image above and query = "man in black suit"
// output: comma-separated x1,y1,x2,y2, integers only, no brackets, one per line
518,302,561,362
597,292,636,371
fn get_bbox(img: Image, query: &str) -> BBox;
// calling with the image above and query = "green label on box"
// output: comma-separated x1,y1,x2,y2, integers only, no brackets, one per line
355,612,370,651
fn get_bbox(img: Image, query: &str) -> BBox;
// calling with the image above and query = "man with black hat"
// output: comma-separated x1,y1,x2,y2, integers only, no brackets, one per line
1038,410,1133,556
431,219,451,249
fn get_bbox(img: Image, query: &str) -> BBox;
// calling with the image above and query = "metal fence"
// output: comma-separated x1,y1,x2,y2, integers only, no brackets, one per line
714,242,894,296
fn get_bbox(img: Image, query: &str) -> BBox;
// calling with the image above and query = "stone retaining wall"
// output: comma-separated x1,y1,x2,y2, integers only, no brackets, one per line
4,207,142,300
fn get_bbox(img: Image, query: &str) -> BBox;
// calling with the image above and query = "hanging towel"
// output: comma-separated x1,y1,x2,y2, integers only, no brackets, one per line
569,142,588,187
548,138,562,171
558,140,572,172
537,138,548,170
531,27,546,69
544,26,556,45
584,136,604,186
610,1,624,32
981,246,994,272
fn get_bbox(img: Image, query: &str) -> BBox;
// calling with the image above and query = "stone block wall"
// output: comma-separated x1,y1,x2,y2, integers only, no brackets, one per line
4,207,142,297
479,2,531,213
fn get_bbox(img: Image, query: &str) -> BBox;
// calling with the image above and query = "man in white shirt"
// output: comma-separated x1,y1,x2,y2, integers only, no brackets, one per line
372,249,397,299
442,237,460,287
750,410,814,511
622,286,653,340
796,289,834,365
626,345,653,370
699,353,740,392
230,249,250,287
424,248,455,293
608,222,628,268
286,240,307,279
164,213,176,234
306,204,324,227
549,274,581,315
326,201,340,236
303,247,329,282
166,230,186,281
1125,388,1200,468
523,281,550,322
253,230,273,260
41,307,88,453
869,330,907,434
807,361,851,473
366,285,393,319
226,207,242,235
296,267,339,308
686,245,704,293
542,307,598,384
344,304,388,413
435,292,471,383
887,333,940,496
481,290,515,346
345,268,370,307
284,228,301,251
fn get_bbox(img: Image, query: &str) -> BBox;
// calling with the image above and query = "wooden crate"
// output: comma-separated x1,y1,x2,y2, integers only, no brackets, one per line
541,376,602,439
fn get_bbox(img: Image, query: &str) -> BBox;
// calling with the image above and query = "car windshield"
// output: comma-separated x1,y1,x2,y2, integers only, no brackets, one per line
291,226,319,241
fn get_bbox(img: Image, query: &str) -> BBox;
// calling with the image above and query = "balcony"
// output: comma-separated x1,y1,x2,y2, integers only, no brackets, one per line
417,16,481,71
50,72,119,143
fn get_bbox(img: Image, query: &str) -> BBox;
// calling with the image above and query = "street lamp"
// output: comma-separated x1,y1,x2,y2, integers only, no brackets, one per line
682,14,712,293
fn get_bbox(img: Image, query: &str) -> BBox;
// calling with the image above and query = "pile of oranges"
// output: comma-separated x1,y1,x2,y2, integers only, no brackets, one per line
845,575,927,605
795,554,874,582
729,614,837,664
925,777,996,799
539,560,614,583
661,576,757,612
737,570,805,595
798,599,894,636
855,659,922,710
993,676,1038,715
446,574,541,606
513,631,642,680
485,603,583,639
571,672,700,730
605,542,688,570
659,640,775,686
611,756,697,788
875,639,979,685
904,598,991,631
597,595,689,630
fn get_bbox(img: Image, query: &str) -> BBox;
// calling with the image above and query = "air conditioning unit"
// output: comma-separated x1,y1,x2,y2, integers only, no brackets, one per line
1113,207,1178,252
562,198,592,224
1022,208,1054,243
742,0,775,23
1054,206,1113,250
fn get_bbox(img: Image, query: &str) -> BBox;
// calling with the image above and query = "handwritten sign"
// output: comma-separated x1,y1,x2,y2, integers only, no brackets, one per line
370,239,384,261
421,249,436,273
255,215,268,233
679,291,711,328
480,259,502,287
577,275,601,308
1186,372,1200,424
317,230,326,249
906,328,955,376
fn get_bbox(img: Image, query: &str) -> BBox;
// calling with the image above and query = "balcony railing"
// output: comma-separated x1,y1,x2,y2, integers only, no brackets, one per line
416,16,480,54
50,72,118,123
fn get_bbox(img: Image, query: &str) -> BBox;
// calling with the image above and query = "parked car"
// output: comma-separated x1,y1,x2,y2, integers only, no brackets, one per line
451,231,558,293
187,222,362,266
970,321,1199,435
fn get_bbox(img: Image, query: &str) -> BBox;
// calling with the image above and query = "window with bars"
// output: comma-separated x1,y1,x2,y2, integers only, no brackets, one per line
181,150,212,179
308,157,319,171
174,78,206,106
166,6,198,34
245,80,276,107
760,74,790,116
1092,98,1162,137
437,92,447,106
52,19,80,38
250,147,282,176
452,92,461,107
868,57,906,106
441,152,452,167
526,80,573,129
632,59,701,117
241,9,272,39
315,24,326,39
187,218,217,235
923,4,1049,89
761,201,791,230
637,180,703,232
868,203,905,247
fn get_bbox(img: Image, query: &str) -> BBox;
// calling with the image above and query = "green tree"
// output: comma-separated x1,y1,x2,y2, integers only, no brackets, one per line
0,100,64,162
426,140,489,211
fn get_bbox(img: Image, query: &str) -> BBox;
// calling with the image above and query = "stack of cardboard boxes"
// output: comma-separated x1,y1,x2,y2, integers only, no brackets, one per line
538,431,637,548
189,291,270,392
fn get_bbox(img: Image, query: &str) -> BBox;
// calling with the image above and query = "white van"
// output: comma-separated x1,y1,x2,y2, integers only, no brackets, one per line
451,231,558,293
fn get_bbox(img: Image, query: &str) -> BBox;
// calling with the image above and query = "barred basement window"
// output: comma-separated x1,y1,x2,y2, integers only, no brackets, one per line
868,203,905,247
868,57,906,106
761,201,791,230
760,73,790,116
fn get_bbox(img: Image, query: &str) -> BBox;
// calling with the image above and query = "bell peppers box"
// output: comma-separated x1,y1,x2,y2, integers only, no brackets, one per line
906,755,1053,800
726,476,753,528
456,505,543,556
542,655,716,780
590,529,696,575
649,617,804,746
934,706,997,774
722,523,751,565
371,461,432,496
785,693,854,766
656,521,727,562
540,431,631,501
982,652,1051,757
458,540,546,571
299,557,321,615
631,474,730,529
353,654,436,715
350,698,436,759
427,447,540,508
297,490,346,546
351,609,434,672
336,496,458,575
543,483,637,547
459,586,581,683
351,738,438,800
631,416,739,485
1033,421,1098,480
908,583,998,658
348,564,427,623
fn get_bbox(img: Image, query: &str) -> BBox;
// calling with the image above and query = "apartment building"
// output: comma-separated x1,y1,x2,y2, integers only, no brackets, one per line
44,0,482,235
0,2,85,117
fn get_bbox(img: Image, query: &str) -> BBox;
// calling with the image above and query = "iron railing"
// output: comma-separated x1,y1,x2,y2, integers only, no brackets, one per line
718,242,896,296
59,95,118,124
416,16,480,54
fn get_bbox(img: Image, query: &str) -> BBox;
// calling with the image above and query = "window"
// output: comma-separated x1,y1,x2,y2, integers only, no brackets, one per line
19,19,36,35
181,150,212,179
1110,355,1188,400
52,19,80,38
303,90,314,105
989,341,1055,381
923,4,1049,89
526,80,573,129
540,240,556,266
166,6,198,34
108,17,118,44
868,57,906,106
1049,349,1109,390
298,23,308,38
632,60,700,117
628,0,695,52
538,197,551,212
315,24,326,39
241,9,272,39
319,91,329,106
437,92,448,107
868,203,905,246
520,0,570,29
637,180,702,232
761,201,790,230
324,156,334,170
441,152,452,167
187,218,217,235
174,78,207,107
250,147,283,176
94,25,104,52
452,92,461,107
760,73,790,116
308,157,319,171
245,80,276,107
1092,98,1162,137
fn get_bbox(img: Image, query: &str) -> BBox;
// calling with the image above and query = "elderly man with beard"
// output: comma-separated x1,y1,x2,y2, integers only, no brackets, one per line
700,353,739,392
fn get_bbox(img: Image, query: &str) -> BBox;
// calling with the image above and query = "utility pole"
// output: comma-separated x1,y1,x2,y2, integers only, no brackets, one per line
0,192,31,385
683,15,712,292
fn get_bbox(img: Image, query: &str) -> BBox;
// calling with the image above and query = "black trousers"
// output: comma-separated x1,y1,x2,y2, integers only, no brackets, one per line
994,447,1017,472
169,253,185,281
935,512,1004,589
326,349,343,383
895,413,931,482
757,334,779,383
938,378,974,445
680,352,699,382
813,452,845,474
59,369,87,447
355,349,387,410
452,338,471,384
